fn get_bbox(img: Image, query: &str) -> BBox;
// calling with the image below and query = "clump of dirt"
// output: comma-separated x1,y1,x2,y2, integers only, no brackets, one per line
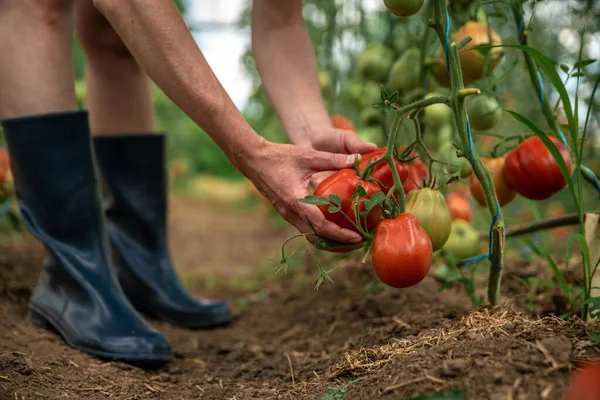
0,195,598,400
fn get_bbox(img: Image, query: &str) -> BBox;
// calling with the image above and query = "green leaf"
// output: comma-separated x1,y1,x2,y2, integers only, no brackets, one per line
479,44,578,143
297,195,330,206
574,59,596,68
389,92,399,104
329,194,342,207
571,72,585,78
506,110,577,206
525,239,571,304
328,205,341,213
354,185,367,198
560,64,570,74
365,192,386,212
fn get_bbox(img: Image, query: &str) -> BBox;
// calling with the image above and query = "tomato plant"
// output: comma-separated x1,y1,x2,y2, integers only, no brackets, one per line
313,169,382,233
405,188,452,251
469,156,517,207
446,193,471,222
504,136,573,201
371,213,433,288
358,147,409,194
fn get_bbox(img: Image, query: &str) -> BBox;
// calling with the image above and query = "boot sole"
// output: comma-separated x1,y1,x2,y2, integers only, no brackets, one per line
29,307,173,367
137,307,233,330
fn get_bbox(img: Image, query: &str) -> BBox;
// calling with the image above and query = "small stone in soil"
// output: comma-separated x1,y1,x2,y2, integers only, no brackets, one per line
441,358,468,377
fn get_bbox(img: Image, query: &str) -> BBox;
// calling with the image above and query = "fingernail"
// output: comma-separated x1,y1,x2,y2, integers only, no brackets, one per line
351,236,363,243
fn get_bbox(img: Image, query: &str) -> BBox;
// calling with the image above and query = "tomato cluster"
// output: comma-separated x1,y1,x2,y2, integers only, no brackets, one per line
468,135,572,207
312,147,448,289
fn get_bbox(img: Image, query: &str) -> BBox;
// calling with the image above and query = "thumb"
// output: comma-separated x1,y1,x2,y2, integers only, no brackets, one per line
337,129,378,154
310,150,361,171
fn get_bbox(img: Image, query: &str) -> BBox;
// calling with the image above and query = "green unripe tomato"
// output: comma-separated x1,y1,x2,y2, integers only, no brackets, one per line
360,107,384,127
358,126,385,147
361,81,383,109
442,219,481,260
405,188,453,251
358,44,395,83
467,94,503,131
384,0,425,17
346,81,364,109
423,92,452,130
387,48,421,95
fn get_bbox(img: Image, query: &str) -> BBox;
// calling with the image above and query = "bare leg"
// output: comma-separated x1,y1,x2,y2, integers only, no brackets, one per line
0,0,77,119
74,1,154,136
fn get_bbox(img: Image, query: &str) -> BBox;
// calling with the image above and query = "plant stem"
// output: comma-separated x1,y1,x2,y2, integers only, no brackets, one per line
510,5,563,144
392,95,449,114
418,0,433,91
384,112,407,213
431,0,505,305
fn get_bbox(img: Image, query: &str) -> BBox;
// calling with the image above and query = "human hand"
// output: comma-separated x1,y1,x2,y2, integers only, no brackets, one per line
296,125,378,188
239,139,366,249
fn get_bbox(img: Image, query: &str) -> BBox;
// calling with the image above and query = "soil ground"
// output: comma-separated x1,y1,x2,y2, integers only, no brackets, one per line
1,188,599,400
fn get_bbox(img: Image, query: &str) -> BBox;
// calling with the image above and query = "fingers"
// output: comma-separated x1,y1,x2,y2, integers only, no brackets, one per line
295,202,363,243
306,150,361,172
336,129,378,154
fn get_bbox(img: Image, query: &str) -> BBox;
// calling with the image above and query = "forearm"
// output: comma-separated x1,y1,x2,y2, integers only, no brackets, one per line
251,0,332,146
93,0,265,169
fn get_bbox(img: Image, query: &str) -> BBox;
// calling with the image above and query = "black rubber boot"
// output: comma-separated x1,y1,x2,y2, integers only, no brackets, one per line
1,111,172,364
92,134,231,329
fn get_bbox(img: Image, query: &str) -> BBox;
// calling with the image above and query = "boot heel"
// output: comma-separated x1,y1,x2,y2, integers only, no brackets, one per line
29,309,50,329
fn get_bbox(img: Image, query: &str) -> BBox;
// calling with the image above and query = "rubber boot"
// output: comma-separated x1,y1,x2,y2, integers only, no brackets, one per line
92,134,231,329
1,111,172,364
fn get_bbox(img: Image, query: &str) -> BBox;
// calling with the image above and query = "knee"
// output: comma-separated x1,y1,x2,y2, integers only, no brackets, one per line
75,5,133,62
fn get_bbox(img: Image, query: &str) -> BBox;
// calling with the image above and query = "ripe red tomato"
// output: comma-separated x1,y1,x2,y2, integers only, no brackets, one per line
331,115,355,131
446,193,472,222
504,136,572,201
358,147,409,194
0,148,10,185
469,155,517,207
371,213,433,288
403,161,430,194
563,361,600,400
314,169,382,233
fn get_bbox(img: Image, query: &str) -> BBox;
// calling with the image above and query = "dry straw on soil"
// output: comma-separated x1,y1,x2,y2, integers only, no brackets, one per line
328,304,596,379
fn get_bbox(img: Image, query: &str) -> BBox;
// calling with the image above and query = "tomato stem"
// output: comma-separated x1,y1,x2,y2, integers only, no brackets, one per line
384,111,407,214
431,0,505,306
391,95,449,115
